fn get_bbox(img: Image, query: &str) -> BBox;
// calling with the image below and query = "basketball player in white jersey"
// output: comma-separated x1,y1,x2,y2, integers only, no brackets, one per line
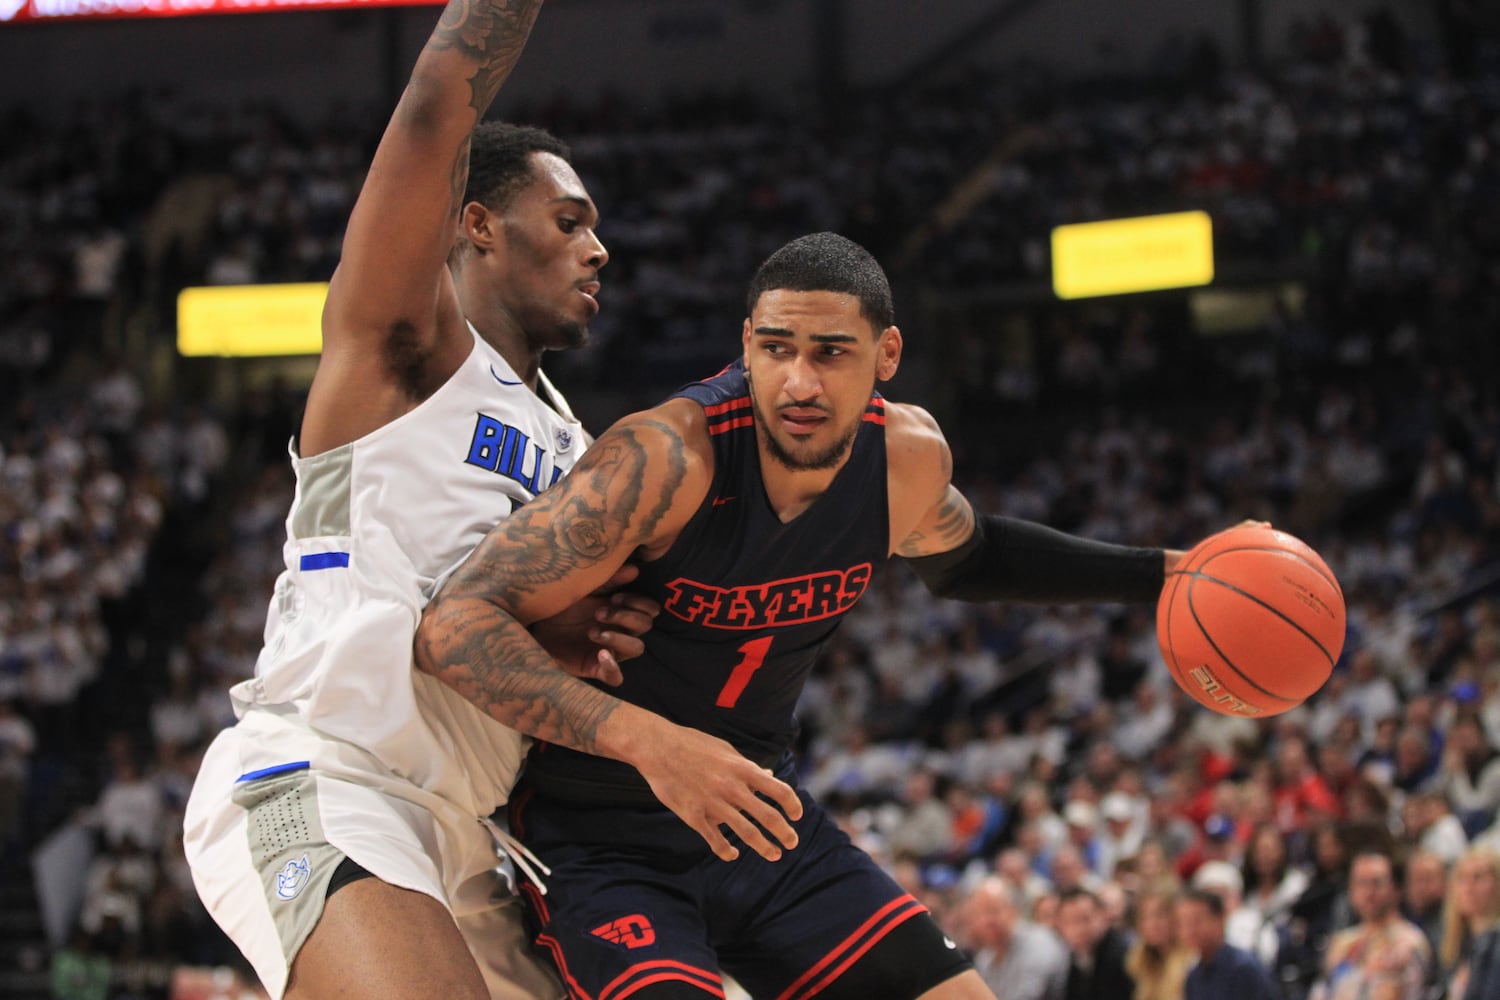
182,2,801,998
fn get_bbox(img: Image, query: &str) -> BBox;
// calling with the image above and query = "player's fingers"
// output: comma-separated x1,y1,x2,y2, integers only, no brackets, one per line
596,605,656,637
609,591,662,618
738,793,799,852
695,822,739,863
749,770,804,823
716,810,782,863
589,649,625,686
591,628,646,664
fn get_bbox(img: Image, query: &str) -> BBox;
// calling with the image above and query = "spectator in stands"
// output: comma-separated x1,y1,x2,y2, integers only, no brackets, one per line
1315,850,1429,1000
1239,822,1309,959
1278,821,1355,999
1404,791,1470,865
1098,791,1145,879
1193,859,1278,967
86,750,163,852
1176,812,1241,882
1177,887,1278,1000
1124,886,1191,1000
1273,735,1341,833
1394,726,1443,797
0,697,34,857
1462,926,1500,1000
1060,799,1105,875
959,876,1069,1000
994,846,1052,907
888,769,953,861
1056,887,1132,1000
1441,714,1500,833
1441,846,1500,999
1402,848,1449,960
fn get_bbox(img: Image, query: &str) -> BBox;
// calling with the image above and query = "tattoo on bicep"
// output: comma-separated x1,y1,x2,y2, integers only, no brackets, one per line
897,488,974,558
430,0,544,114
453,419,688,603
931,489,973,546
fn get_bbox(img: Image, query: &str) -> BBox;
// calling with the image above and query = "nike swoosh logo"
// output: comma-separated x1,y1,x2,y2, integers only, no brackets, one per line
490,365,522,387
712,496,737,506
943,936,957,950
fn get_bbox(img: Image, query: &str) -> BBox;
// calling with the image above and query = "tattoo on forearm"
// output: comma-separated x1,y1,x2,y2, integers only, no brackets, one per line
417,419,688,752
430,0,545,114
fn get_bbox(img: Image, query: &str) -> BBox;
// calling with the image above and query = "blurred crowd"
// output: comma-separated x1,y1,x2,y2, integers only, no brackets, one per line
4,7,1500,1000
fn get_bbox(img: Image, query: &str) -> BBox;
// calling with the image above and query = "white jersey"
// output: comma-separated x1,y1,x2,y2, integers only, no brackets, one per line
229,324,586,818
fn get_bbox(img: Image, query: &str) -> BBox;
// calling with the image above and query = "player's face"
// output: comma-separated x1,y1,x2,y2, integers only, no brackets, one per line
489,153,608,351
741,289,901,473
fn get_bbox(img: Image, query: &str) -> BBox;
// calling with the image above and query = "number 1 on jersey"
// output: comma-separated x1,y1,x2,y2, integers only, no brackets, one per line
717,636,773,708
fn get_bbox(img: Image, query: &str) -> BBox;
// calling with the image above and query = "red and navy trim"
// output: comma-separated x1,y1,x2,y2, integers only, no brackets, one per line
773,893,927,1000
705,396,753,436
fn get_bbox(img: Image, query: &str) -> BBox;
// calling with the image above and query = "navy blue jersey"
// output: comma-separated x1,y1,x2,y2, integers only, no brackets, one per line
525,360,889,798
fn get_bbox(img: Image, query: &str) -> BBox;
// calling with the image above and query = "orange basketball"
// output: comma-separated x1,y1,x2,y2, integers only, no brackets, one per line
1157,524,1345,718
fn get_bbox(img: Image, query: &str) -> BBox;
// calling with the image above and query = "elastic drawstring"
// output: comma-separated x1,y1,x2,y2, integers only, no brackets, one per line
481,816,551,896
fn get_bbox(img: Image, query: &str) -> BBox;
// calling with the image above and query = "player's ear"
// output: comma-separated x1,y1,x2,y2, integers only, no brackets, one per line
741,317,753,358
461,201,497,256
876,326,902,382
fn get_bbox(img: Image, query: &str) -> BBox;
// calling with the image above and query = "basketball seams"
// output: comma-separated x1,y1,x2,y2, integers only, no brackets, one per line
1193,543,1342,595
1183,572,1305,705
1192,551,1342,663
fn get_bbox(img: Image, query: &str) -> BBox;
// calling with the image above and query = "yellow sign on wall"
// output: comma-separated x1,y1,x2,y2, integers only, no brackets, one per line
177,283,328,357
1051,211,1214,300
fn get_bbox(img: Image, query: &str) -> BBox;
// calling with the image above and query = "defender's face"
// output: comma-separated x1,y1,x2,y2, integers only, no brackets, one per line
489,153,608,350
741,289,900,473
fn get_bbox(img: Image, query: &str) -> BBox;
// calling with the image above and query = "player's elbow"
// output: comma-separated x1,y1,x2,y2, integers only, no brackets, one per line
412,600,453,678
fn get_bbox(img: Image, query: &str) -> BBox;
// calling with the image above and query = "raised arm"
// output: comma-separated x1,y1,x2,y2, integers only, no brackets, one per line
304,0,546,453
886,402,1176,602
414,404,804,860
328,0,542,341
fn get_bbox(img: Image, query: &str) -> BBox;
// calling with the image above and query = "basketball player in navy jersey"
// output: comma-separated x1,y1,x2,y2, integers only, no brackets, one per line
416,232,1190,998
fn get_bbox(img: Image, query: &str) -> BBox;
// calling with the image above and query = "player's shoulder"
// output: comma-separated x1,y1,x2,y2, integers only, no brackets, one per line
882,401,949,474
593,398,716,478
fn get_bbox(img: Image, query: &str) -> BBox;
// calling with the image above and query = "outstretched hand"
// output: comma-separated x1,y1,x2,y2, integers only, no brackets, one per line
632,722,804,863
530,564,661,686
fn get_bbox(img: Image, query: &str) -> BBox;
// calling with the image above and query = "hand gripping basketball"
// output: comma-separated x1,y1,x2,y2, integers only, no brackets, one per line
1158,523,1345,718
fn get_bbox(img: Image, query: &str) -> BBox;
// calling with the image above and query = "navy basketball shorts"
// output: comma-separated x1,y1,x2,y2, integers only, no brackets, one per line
508,778,973,1000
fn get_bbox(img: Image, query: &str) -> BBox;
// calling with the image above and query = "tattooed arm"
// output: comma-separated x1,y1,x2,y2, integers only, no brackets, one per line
889,402,1174,602
305,0,546,453
415,402,804,861
886,402,975,559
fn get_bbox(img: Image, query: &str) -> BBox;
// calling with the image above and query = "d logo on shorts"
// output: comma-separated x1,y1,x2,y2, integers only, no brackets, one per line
276,855,313,900
591,914,656,949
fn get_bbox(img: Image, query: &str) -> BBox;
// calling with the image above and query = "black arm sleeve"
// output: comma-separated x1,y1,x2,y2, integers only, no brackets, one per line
902,513,1165,605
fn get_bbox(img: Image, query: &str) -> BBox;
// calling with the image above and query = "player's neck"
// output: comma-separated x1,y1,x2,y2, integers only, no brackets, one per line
470,307,544,392
755,440,846,524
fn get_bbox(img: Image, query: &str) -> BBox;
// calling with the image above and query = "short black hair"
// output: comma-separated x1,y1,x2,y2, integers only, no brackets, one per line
1056,887,1100,910
1180,887,1225,918
746,232,895,331
464,122,572,213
